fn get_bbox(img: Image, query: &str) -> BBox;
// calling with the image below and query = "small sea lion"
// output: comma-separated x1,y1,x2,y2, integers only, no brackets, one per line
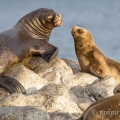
71,26,120,84
0,8,62,93
77,93,120,120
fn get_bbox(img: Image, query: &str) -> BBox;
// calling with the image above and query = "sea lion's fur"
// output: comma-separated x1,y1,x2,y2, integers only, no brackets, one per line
71,26,120,84
78,93,120,120
0,8,62,93
72,26,120,120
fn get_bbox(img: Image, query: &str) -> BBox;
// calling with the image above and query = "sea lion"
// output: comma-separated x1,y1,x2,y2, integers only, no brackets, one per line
77,93,120,120
71,26,120,84
0,8,62,93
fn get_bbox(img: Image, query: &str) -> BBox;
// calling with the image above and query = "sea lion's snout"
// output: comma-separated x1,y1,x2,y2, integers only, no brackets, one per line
71,26,76,36
54,13,62,27
71,26,86,40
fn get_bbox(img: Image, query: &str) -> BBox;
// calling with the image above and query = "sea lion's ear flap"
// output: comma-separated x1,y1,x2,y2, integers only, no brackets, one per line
89,65,104,79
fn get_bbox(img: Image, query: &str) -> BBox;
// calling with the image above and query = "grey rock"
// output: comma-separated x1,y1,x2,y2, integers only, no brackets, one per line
0,93,45,107
33,83,82,115
23,57,73,77
0,57,118,119
0,84,82,116
49,112,76,120
76,98,93,112
88,75,118,100
42,70,61,85
68,75,118,111
0,106,50,120
63,72,99,90
0,87,10,100
62,58,80,74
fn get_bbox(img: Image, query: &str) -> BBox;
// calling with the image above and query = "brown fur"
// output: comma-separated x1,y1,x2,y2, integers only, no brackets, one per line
71,26,120,83
78,93,120,120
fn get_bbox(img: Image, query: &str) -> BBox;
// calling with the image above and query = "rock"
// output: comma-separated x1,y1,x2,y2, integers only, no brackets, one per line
0,84,82,116
42,70,61,85
0,93,45,107
0,87,10,100
69,75,118,111
62,72,99,90
4,63,44,94
69,86,93,112
67,75,118,100
33,83,82,115
88,75,118,100
22,57,50,77
62,58,80,74
76,98,93,112
49,112,76,120
70,85,88,98
22,57,73,77
0,106,50,120
0,57,118,119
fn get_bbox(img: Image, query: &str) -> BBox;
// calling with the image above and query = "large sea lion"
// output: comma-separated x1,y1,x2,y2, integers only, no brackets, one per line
0,8,62,93
71,26,120,84
77,93,120,120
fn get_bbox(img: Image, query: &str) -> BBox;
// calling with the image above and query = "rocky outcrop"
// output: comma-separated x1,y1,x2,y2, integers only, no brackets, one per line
0,57,118,120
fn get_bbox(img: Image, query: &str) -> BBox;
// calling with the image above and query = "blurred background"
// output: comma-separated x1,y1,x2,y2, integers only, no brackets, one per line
0,0,120,62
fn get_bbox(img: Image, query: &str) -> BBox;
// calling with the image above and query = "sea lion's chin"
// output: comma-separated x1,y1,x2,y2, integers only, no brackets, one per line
54,19,62,27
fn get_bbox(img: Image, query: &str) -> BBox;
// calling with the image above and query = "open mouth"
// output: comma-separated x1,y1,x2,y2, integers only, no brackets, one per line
54,19,62,26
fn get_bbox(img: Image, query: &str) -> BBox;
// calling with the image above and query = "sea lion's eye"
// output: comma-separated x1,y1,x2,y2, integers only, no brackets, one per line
77,29,83,34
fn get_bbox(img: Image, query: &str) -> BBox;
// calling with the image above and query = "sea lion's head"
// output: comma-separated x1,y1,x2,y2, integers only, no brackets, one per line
37,8,62,29
16,8,62,39
71,26,93,42
71,26,95,51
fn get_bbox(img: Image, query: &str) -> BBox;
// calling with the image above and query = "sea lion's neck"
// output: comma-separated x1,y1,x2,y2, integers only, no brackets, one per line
16,19,53,40
75,40,95,54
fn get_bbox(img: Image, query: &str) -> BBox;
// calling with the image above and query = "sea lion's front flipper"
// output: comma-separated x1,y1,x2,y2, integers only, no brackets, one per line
31,41,59,62
89,65,104,79
113,84,120,94
89,49,110,79
40,43,59,62
0,76,26,94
